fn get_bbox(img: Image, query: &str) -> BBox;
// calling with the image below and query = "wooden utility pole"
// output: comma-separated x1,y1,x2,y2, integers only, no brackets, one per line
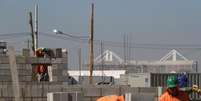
8,46,20,101
29,12,36,55
34,4,39,49
89,3,94,84
27,39,30,49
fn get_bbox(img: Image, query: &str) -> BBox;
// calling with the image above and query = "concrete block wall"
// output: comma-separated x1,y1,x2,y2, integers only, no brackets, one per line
0,83,159,101
0,56,68,82
2,84,201,101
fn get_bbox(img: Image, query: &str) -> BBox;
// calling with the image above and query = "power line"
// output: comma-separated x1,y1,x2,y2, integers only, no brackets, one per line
40,32,201,50
2,32,201,50
0,32,31,37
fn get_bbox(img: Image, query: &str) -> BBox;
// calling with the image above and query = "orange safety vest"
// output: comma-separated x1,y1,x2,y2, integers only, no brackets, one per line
96,95,125,101
160,91,189,101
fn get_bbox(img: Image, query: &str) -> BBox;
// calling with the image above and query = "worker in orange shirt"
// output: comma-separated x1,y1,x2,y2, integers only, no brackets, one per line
96,95,124,101
160,75,189,101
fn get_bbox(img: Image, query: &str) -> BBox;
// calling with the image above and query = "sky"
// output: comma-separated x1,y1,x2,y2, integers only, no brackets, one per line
1,0,201,69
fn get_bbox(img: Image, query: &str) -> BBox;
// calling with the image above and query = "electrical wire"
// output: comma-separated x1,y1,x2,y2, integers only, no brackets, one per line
0,32,31,37
1,32,201,50
55,31,89,39
41,32,201,50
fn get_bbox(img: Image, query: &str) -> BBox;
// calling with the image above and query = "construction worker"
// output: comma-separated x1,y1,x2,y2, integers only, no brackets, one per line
178,73,201,99
36,48,45,57
177,73,192,93
160,75,189,101
177,73,190,101
177,73,188,88
96,95,124,101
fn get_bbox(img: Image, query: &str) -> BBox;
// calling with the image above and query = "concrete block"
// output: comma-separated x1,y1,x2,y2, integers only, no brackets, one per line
124,87,139,93
23,98,32,101
18,70,32,76
61,58,68,64
7,86,13,97
51,58,62,64
0,76,11,81
48,85,62,92
0,69,11,75
0,56,8,64
83,97,97,101
0,64,9,69
101,87,120,96
19,76,32,82
42,85,49,97
31,58,52,64
52,69,62,75
16,57,26,64
24,85,32,97
33,99,39,101
22,49,30,57
52,76,58,82
139,87,157,93
0,85,2,97
47,92,82,101
61,86,81,92
31,85,42,97
83,87,101,97
2,85,7,97
51,64,58,69
0,98,6,101
132,93,155,101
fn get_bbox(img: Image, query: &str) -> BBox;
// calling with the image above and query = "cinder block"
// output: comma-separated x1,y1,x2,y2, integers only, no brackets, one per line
47,92,82,101
23,98,32,101
42,85,49,97
31,85,42,97
83,87,101,97
24,85,32,97
101,87,119,96
0,98,6,101
0,56,9,64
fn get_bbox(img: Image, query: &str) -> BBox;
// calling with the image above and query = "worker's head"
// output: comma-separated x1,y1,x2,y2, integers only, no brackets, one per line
167,75,179,96
177,73,188,88
167,75,177,88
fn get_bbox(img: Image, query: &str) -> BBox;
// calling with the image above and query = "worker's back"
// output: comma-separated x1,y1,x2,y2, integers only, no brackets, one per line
96,95,124,101
160,91,189,101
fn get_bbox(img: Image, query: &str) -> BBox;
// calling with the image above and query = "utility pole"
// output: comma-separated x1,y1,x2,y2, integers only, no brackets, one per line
101,41,104,82
78,46,82,78
123,34,126,68
89,3,94,84
27,39,30,49
29,12,36,55
34,4,39,49
127,34,129,64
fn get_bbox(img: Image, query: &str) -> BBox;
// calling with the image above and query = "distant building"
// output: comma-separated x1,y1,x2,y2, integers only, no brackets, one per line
69,49,196,80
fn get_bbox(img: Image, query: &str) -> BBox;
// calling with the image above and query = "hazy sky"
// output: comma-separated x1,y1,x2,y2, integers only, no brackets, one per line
1,0,201,68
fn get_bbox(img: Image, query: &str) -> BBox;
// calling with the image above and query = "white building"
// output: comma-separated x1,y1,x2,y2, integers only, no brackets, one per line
68,49,196,79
